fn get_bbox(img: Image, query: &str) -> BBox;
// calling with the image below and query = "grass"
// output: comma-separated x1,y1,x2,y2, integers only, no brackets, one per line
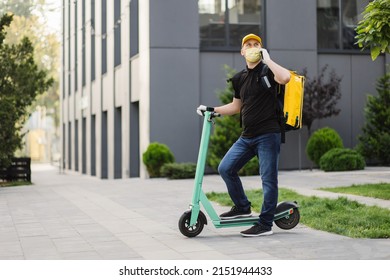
319,183,390,200
0,181,32,187
206,188,390,238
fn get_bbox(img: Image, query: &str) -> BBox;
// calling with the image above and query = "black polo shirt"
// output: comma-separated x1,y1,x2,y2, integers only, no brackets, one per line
232,62,280,138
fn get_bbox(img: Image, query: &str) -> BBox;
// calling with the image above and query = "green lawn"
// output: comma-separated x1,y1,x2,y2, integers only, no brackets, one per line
0,181,32,187
319,183,390,200
206,188,390,238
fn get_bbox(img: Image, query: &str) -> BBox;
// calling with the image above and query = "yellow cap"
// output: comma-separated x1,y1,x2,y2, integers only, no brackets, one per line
241,33,262,46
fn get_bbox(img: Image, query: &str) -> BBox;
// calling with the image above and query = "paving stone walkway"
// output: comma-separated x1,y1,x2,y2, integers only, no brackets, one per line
0,164,389,260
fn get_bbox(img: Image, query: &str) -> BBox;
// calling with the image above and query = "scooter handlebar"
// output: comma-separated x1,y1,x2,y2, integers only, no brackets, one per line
197,109,221,118
210,112,221,118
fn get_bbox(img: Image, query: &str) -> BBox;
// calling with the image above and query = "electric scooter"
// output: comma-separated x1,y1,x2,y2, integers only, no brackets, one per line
178,111,300,237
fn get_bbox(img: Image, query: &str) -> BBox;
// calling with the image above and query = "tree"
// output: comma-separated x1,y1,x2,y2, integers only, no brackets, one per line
355,0,390,61
208,65,240,170
5,14,61,128
0,0,45,18
0,98,20,167
0,13,53,166
302,65,342,136
1,1,61,164
357,69,390,165
3,2,61,129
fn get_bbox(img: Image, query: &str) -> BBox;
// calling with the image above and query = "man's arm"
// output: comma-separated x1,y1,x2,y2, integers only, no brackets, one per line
261,49,291,85
214,98,242,116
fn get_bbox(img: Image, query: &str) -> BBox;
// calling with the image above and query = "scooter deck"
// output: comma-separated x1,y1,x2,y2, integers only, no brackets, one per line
211,208,294,228
213,216,258,228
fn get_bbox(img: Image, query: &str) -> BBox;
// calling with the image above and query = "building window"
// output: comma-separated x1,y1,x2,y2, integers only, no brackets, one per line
62,123,66,169
102,0,107,74
75,119,79,171
317,0,369,51
199,0,262,51
68,121,72,170
66,0,70,97
114,0,121,67
130,0,139,57
62,3,65,98
74,1,78,90
91,115,96,176
82,0,86,87
91,0,96,81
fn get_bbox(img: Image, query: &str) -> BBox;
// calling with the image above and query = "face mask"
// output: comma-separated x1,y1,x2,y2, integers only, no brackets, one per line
244,47,261,63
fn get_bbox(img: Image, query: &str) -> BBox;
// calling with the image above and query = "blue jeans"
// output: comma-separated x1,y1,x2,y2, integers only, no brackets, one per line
218,133,281,229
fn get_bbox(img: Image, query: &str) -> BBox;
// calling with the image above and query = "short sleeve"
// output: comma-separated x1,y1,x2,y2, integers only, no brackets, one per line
231,71,244,99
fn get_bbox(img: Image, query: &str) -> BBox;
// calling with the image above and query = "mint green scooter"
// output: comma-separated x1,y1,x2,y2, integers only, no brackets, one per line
179,111,300,237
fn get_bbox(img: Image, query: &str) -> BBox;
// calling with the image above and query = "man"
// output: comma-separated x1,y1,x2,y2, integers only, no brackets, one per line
197,34,290,237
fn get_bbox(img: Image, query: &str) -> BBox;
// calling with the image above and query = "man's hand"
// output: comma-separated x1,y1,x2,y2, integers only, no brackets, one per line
196,105,214,116
260,48,271,62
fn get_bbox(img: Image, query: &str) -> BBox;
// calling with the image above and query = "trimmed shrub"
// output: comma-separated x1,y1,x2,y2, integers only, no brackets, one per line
160,162,196,179
319,148,366,171
306,127,343,166
357,70,390,165
142,142,175,177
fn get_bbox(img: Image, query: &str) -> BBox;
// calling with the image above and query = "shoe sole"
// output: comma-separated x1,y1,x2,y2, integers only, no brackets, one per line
220,213,252,220
241,231,273,237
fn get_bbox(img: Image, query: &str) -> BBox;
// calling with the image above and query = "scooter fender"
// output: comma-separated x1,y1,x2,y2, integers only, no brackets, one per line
185,209,208,226
275,201,299,214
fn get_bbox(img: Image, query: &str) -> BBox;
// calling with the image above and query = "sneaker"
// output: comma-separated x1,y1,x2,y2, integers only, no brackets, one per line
219,206,252,220
240,224,273,237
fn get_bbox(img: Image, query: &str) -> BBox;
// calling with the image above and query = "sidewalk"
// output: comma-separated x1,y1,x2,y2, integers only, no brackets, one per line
0,164,389,260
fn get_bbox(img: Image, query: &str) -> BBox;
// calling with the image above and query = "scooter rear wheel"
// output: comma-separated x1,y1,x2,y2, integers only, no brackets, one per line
274,208,300,230
179,210,205,237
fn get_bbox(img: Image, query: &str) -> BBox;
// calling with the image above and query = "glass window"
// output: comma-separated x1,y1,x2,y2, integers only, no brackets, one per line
317,0,370,50
82,0,86,86
130,0,139,57
101,0,107,74
74,2,78,90
199,0,262,50
91,0,96,81
114,0,121,67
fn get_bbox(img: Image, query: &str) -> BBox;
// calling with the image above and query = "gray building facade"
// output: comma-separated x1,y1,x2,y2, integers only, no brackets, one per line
62,0,389,179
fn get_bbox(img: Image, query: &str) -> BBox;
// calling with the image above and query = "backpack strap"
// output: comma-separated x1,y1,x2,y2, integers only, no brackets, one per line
276,83,286,143
261,64,286,143
259,64,270,89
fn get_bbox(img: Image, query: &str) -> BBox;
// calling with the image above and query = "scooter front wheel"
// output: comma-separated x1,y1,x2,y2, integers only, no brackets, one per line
178,210,206,237
274,208,300,230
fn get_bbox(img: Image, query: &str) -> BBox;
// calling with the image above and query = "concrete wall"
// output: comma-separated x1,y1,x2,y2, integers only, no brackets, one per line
148,0,200,164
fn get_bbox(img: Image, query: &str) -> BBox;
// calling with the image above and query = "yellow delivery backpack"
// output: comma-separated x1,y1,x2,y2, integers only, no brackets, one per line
282,71,305,129
276,70,305,143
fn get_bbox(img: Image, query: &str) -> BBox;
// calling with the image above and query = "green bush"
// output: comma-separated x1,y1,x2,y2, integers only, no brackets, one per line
306,127,343,166
160,162,196,179
357,69,390,165
319,148,366,171
142,142,175,177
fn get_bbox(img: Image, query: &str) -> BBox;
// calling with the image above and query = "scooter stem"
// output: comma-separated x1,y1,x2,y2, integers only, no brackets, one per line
190,112,213,224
